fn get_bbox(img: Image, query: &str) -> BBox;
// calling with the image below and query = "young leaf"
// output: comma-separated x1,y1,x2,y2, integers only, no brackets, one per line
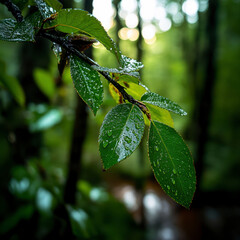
141,92,187,116
0,12,42,42
148,121,196,208
109,80,148,103
70,55,103,115
144,104,174,127
99,103,145,169
35,0,62,19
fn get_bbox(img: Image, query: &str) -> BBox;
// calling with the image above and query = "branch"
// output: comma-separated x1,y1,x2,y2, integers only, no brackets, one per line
38,31,151,119
0,0,23,22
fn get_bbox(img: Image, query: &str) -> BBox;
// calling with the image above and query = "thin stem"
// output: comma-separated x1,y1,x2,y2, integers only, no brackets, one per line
38,31,151,119
0,0,23,22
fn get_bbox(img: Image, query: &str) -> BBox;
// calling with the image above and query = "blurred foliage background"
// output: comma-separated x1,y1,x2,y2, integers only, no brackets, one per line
0,0,240,239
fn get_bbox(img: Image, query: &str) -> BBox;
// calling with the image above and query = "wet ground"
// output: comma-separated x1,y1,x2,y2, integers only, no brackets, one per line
105,176,240,240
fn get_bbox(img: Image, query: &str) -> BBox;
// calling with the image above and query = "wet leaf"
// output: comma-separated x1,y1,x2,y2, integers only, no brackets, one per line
35,0,62,19
99,103,145,169
0,12,42,42
92,57,143,76
46,9,143,71
148,121,196,208
45,0,63,11
120,55,144,72
70,55,103,115
46,9,122,61
141,92,187,116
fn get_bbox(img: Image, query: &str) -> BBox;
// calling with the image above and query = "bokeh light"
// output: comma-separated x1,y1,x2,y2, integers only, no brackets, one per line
142,24,156,40
182,0,199,16
159,18,172,32
125,13,139,28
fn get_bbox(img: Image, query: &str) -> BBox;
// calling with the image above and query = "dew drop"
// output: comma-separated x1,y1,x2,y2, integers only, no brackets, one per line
103,140,108,148
167,185,170,190
155,146,159,152
135,123,140,129
107,130,113,137
136,115,141,120
124,136,132,144
173,169,177,174
171,178,176,185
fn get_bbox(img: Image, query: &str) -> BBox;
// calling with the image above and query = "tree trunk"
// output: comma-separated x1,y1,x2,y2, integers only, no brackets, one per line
63,0,93,205
193,0,219,207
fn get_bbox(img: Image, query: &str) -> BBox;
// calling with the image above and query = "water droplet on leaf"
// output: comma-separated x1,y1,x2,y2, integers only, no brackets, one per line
135,124,140,129
173,169,177,174
124,136,131,144
103,140,108,148
155,146,159,151
107,130,113,137
171,178,176,185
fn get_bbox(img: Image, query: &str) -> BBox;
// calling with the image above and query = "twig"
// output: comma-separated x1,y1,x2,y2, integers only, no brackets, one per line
0,0,23,22
38,31,151,118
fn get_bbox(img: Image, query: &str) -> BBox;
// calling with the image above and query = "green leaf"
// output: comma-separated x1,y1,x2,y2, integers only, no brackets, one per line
0,75,25,106
148,121,196,208
145,104,174,127
92,65,140,78
99,103,145,169
141,92,187,116
46,9,144,70
92,56,143,75
0,12,42,42
33,68,56,99
35,0,62,19
45,0,63,11
120,55,144,72
70,55,103,115
46,9,122,61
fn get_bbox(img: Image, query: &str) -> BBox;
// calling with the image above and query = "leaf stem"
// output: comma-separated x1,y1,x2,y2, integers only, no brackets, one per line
0,0,23,22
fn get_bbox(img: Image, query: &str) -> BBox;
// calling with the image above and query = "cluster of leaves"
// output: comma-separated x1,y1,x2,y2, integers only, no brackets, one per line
0,0,196,208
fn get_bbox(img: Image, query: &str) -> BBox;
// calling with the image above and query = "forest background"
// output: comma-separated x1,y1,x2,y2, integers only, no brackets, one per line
0,0,240,239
